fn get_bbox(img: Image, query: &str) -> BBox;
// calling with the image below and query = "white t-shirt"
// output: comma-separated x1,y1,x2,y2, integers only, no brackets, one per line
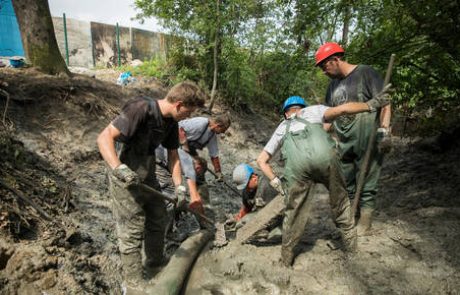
263,105,329,156
179,117,219,157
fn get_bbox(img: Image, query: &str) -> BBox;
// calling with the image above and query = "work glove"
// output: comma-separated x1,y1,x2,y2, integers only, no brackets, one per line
174,185,188,208
270,177,286,196
215,171,224,182
224,215,237,230
112,164,139,188
366,84,393,112
376,127,392,154
189,199,205,215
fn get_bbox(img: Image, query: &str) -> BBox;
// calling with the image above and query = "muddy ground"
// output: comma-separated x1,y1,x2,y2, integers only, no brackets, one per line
0,67,459,294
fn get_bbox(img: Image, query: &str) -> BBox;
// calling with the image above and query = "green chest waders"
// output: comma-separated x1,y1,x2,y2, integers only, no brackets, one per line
334,110,382,211
281,117,335,186
279,117,355,266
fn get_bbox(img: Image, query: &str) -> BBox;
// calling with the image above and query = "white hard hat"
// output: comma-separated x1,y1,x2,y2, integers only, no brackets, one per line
232,164,254,191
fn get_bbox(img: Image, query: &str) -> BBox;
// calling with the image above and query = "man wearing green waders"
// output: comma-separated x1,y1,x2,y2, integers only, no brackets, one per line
257,92,390,266
315,42,392,235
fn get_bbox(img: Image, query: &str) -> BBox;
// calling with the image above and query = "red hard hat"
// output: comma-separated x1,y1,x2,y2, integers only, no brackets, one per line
315,42,345,66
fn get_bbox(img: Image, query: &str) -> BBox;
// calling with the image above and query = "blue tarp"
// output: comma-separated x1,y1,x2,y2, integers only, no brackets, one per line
0,0,24,57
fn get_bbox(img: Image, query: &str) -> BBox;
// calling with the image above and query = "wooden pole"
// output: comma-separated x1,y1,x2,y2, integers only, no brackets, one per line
351,54,396,217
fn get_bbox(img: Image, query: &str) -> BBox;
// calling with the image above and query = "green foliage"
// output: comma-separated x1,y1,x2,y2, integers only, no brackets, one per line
219,39,256,107
132,0,460,134
342,0,460,134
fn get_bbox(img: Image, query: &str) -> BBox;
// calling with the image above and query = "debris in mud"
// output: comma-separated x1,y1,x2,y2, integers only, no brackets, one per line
0,131,71,237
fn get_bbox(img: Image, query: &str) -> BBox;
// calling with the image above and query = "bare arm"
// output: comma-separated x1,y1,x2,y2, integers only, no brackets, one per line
186,179,202,202
97,124,122,169
257,150,276,180
167,149,183,187
380,104,391,129
323,102,370,122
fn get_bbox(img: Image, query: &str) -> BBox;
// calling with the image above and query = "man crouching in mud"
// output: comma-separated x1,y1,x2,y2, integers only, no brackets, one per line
97,81,205,292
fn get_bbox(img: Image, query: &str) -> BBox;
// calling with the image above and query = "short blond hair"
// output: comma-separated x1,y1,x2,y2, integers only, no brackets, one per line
165,81,206,108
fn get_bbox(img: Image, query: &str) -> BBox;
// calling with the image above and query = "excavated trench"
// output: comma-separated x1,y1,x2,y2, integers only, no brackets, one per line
1,68,459,294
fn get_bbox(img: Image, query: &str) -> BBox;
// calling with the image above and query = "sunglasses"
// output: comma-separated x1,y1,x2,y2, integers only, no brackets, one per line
318,56,336,70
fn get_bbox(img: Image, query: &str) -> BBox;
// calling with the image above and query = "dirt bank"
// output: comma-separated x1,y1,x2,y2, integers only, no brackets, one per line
1,67,459,294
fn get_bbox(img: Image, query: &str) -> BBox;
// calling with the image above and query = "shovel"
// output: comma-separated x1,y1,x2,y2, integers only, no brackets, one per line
206,168,241,197
138,183,215,226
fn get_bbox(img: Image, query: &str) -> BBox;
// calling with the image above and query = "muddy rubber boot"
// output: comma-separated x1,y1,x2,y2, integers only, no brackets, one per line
281,246,295,267
341,227,357,253
120,252,146,295
144,256,168,281
357,208,373,236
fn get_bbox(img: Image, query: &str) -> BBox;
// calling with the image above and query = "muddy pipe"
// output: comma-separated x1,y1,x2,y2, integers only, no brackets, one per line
145,230,213,295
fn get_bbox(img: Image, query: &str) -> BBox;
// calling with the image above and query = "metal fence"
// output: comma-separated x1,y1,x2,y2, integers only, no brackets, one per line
0,0,170,68
0,0,24,57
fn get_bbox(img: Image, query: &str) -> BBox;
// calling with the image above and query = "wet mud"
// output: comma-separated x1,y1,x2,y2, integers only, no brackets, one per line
0,68,459,294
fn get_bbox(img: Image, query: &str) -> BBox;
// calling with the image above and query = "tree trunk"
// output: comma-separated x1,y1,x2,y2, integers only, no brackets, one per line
327,12,339,41
341,2,351,48
12,0,70,76
208,0,220,112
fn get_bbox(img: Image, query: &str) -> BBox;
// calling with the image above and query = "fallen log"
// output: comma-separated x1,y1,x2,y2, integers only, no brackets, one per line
235,194,284,244
145,230,213,295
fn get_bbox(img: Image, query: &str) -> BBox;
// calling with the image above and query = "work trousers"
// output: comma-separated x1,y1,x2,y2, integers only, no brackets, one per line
282,153,354,254
335,113,383,210
109,175,167,267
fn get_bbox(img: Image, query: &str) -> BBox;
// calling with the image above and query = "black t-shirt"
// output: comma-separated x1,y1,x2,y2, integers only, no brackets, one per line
112,97,179,184
325,65,384,135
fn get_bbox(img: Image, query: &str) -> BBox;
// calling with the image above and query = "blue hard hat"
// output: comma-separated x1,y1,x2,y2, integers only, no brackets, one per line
282,96,307,112
232,164,255,191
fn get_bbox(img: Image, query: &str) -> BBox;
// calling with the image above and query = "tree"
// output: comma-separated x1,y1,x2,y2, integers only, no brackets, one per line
207,0,221,112
12,0,70,76
134,0,264,110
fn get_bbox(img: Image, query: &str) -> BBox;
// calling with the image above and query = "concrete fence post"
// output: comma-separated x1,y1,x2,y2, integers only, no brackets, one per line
116,22,121,66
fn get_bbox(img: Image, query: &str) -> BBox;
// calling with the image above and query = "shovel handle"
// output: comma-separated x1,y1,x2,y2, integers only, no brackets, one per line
351,54,396,217
138,183,215,227
207,169,240,197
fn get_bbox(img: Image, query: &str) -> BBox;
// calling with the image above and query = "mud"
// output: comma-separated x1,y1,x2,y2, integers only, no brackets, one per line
0,67,459,294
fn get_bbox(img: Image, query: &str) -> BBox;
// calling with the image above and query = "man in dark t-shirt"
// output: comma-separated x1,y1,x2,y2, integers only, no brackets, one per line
315,42,392,235
97,81,205,289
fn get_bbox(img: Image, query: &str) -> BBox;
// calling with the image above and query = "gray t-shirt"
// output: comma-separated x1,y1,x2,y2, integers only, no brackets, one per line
179,117,219,157
263,105,329,156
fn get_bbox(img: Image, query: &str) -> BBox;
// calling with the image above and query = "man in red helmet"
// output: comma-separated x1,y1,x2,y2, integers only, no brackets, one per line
315,42,392,235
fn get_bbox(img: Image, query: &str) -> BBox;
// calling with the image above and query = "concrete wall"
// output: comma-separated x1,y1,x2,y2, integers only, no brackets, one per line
90,21,132,67
131,28,171,61
52,17,93,68
51,16,170,68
